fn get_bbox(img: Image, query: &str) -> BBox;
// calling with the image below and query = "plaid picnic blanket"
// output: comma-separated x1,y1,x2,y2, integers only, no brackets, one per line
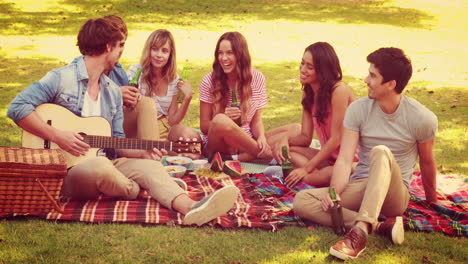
249,171,468,236
405,172,467,236
2,168,466,236
43,173,283,230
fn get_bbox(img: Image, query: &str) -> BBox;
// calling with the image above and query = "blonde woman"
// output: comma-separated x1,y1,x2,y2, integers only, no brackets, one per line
127,29,200,143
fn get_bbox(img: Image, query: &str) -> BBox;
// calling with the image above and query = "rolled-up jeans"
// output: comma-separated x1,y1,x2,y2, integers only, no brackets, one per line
294,145,410,233
61,157,185,210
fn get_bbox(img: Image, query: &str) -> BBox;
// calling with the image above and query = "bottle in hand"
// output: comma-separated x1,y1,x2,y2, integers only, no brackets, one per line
231,88,242,126
176,66,188,104
329,187,346,235
129,68,142,88
281,145,293,180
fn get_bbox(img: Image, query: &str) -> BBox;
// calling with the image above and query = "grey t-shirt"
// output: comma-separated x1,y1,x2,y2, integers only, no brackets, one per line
344,95,438,187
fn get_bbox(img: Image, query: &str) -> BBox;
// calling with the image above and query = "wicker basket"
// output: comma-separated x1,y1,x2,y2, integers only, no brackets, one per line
0,147,67,215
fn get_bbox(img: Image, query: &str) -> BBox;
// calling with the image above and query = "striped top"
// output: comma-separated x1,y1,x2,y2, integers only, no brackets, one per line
199,69,268,141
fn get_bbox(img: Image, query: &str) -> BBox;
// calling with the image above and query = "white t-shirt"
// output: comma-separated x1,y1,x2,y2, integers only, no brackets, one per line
344,95,438,187
81,91,101,117
127,64,179,119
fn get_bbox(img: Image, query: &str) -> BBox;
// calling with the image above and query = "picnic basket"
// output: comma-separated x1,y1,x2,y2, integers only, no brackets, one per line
0,147,67,215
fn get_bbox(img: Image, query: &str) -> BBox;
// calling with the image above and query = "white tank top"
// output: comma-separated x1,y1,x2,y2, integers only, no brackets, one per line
81,91,101,117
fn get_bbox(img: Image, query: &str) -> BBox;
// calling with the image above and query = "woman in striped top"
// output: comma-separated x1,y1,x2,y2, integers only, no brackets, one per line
199,32,271,161
267,42,358,187
127,29,201,145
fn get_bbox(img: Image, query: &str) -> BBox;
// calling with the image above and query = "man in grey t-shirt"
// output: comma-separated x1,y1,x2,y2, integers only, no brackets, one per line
294,48,446,260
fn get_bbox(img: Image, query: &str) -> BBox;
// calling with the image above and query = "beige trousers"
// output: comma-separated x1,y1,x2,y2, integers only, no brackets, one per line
61,157,185,210
293,145,410,232
123,96,160,140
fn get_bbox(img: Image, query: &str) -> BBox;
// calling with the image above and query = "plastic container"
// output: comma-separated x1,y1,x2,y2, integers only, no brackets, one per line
263,166,284,185
164,165,187,178
166,156,193,168
192,159,208,170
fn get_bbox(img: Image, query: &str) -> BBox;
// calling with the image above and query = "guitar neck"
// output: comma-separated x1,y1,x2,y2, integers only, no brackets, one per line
83,135,173,151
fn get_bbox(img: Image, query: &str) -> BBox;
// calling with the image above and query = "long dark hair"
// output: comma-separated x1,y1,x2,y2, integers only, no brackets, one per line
211,32,252,122
301,42,342,124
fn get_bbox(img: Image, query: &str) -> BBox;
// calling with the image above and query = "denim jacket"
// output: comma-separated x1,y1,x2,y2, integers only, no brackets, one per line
72,56,129,87
7,56,125,138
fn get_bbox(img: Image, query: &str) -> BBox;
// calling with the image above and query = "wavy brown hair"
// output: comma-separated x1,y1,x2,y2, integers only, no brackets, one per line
301,42,342,124
140,29,177,96
77,15,127,56
211,32,252,123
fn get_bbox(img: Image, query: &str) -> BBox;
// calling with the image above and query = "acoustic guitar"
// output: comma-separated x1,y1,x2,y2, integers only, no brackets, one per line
21,104,200,168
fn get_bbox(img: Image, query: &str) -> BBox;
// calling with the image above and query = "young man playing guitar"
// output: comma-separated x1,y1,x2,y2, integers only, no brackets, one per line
7,15,239,226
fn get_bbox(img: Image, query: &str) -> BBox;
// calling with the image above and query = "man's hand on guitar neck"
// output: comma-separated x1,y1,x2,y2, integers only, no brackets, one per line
53,130,90,157
142,148,169,161
117,148,168,161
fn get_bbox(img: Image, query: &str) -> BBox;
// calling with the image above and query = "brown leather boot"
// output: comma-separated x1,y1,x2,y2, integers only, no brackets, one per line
329,226,368,260
375,216,404,245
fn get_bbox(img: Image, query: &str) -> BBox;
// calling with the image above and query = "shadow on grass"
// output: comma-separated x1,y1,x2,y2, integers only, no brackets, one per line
0,0,435,36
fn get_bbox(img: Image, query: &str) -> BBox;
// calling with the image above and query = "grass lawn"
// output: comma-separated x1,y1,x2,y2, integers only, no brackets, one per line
0,0,467,263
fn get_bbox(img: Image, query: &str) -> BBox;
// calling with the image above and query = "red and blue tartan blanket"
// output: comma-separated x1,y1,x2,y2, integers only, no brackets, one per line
249,171,468,236
2,172,466,236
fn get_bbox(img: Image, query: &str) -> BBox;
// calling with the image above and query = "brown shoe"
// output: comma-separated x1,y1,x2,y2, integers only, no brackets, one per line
375,216,404,245
329,227,367,260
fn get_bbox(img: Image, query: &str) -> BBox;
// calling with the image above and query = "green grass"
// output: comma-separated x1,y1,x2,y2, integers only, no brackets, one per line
0,0,467,263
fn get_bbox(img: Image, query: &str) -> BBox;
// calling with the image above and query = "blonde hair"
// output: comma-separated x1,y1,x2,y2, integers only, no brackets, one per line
140,29,177,96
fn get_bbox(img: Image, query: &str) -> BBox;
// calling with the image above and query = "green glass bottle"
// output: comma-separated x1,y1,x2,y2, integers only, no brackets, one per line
129,68,142,88
329,187,346,235
281,145,293,178
182,66,188,80
177,66,188,104
231,88,242,126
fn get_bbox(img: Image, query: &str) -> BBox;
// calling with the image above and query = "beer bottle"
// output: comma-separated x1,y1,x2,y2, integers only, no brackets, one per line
177,66,188,104
281,145,293,180
329,187,346,235
231,87,242,126
182,66,188,80
129,68,142,88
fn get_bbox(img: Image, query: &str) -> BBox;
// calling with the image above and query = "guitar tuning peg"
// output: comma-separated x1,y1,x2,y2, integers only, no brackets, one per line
185,138,191,142
178,137,183,142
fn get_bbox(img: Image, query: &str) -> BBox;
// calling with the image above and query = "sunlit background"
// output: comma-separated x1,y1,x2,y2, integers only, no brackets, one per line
0,0,467,173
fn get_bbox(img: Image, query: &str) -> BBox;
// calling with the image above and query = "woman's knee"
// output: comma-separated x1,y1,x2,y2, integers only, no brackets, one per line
136,96,156,112
211,113,235,131
289,123,301,133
